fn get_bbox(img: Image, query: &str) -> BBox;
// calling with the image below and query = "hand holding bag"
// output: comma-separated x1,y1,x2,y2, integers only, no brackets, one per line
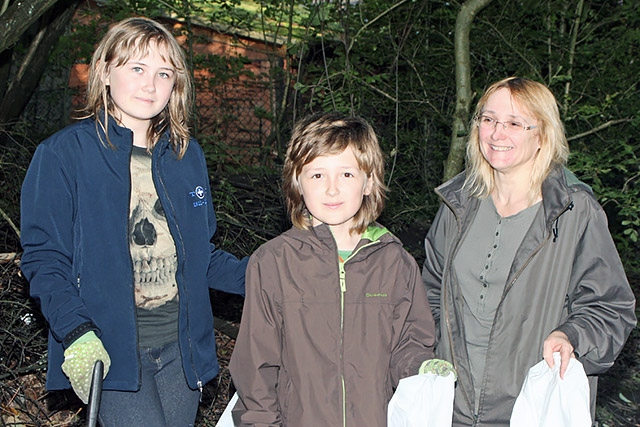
510,352,591,427
387,370,456,427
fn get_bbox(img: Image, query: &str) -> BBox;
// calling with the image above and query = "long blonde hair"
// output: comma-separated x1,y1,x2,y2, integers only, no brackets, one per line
83,17,192,158
282,112,387,234
464,77,569,201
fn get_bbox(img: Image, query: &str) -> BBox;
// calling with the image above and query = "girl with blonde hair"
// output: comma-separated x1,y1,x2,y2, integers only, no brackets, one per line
21,17,247,426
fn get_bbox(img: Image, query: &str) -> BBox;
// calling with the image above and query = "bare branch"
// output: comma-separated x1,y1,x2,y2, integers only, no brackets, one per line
567,118,631,142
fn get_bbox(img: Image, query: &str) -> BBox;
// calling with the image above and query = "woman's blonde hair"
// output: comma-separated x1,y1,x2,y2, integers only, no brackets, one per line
464,77,569,201
83,17,192,158
282,112,387,234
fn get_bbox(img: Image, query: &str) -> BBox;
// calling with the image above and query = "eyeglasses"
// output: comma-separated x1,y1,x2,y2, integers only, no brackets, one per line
475,115,537,133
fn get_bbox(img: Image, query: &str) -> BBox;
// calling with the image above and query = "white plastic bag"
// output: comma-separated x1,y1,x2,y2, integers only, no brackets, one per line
510,353,591,427
215,392,239,427
387,372,456,427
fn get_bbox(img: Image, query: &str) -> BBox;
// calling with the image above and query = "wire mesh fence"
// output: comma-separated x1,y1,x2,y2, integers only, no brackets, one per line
195,77,274,168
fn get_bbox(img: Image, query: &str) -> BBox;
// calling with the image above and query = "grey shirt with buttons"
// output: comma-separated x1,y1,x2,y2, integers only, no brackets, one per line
453,196,540,411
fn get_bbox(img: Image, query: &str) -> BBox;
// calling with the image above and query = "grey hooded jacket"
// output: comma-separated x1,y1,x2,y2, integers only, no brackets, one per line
422,165,636,426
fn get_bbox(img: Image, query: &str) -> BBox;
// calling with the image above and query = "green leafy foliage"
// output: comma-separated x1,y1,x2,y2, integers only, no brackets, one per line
569,136,640,272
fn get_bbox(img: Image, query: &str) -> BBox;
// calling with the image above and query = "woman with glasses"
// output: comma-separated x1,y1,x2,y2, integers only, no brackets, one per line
422,77,636,426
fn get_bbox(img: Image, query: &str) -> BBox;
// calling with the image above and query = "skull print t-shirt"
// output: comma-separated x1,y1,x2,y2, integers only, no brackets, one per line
129,146,179,348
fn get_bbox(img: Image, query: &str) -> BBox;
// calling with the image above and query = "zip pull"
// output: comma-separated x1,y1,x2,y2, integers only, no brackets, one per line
339,262,346,293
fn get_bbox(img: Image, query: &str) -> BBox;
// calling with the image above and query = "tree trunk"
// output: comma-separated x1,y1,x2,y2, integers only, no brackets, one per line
0,0,60,54
563,0,584,116
0,48,12,100
442,0,493,182
0,0,80,126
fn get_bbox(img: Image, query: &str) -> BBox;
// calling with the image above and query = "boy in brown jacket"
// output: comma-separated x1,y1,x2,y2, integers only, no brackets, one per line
230,112,437,426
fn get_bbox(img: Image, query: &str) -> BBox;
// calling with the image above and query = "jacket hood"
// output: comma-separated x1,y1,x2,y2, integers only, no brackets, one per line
280,222,399,258
435,164,592,231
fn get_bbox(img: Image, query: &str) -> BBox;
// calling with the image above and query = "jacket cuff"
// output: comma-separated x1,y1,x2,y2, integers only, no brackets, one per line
553,325,579,356
62,321,99,349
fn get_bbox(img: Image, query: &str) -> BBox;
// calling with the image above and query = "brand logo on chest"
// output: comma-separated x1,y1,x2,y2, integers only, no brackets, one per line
189,185,208,208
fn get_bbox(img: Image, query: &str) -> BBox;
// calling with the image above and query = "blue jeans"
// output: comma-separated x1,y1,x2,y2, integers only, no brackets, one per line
98,341,201,427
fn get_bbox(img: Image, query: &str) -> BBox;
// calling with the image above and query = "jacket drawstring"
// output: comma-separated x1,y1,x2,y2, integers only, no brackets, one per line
552,201,574,242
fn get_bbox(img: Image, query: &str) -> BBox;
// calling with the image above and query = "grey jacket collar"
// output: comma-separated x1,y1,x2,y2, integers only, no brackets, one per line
435,164,587,232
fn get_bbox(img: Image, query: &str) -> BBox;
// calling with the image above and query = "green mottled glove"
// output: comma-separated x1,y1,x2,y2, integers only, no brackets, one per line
61,331,111,404
419,358,457,380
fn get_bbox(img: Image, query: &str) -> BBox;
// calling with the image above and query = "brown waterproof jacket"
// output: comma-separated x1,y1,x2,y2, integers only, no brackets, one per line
230,223,436,426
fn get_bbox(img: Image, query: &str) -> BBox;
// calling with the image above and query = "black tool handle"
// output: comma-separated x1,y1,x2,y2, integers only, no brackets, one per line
86,360,104,427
